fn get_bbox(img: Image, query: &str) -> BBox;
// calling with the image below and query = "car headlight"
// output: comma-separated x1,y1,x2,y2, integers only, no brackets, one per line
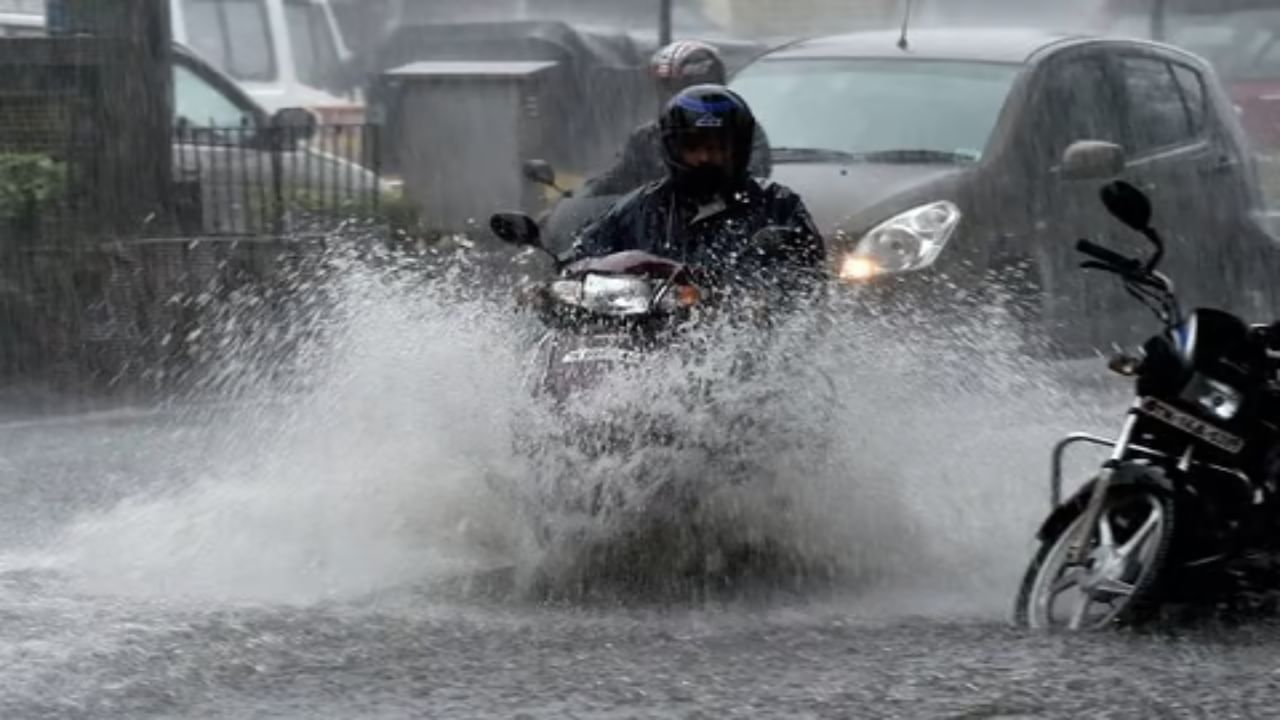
1181,373,1243,422
838,201,962,281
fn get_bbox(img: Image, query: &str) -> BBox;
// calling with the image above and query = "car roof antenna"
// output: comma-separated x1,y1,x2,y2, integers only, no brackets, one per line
897,0,913,51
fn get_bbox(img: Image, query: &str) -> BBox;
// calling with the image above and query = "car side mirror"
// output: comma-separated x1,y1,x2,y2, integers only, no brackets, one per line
270,107,319,144
490,211,542,248
522,159,558,187
1059,140,1126,181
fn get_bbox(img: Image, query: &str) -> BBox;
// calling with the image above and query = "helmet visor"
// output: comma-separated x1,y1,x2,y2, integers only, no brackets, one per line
672,128,733,170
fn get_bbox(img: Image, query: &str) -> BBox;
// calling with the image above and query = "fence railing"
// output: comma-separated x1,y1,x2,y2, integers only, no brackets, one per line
1,121,387,244
172,121,384,237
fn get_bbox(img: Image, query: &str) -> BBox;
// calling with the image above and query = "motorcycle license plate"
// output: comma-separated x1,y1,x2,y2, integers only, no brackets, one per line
560,346,639,365
1137,396,1245,454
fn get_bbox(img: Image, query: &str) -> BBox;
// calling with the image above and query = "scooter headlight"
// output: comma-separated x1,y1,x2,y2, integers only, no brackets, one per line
579,275,654,316
548,279,584,306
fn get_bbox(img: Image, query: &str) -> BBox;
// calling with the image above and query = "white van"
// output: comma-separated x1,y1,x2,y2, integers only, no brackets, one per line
1,0,358,118
172,0,359,118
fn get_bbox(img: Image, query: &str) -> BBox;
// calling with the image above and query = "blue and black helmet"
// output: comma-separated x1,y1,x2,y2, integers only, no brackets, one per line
659,84,756,191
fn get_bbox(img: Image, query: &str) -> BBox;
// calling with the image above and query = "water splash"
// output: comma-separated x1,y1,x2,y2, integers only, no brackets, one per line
6,245,1112,615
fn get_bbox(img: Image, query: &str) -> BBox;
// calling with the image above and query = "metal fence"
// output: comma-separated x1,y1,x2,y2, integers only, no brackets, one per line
2,120,386,244
0,73,96,245
172,122,384,237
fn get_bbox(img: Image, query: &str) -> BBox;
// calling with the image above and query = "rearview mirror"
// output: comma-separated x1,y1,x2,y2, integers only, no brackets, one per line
490,211,542,248
1100,181,1153,232
1060,140,1126,181
522,159,557,187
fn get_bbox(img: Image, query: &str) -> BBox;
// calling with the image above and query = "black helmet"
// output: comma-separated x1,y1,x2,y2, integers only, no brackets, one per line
659,84,756,198
650,40,726,102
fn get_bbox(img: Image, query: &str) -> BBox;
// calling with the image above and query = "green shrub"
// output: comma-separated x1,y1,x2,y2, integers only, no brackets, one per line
0,154,67,220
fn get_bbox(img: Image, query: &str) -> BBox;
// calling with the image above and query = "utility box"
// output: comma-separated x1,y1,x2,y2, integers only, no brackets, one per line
376,60,568,233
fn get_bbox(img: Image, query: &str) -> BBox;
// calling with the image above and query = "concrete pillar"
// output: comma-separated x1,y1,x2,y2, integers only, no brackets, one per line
61,0,175,236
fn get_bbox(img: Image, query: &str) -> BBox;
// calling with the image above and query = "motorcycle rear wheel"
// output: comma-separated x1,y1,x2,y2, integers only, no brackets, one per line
1015,486,1176,631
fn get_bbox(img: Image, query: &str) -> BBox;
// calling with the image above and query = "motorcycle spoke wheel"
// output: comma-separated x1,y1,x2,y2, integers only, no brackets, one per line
1018,489,1174,631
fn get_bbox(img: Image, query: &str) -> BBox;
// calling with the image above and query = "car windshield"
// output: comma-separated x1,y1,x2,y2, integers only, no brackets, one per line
182,0,276,82
731,58,1020,163
285,0,342,90
1108,9,1280,80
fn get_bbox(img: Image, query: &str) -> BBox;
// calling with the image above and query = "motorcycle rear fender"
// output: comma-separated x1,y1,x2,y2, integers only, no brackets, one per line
1036,463,1175,542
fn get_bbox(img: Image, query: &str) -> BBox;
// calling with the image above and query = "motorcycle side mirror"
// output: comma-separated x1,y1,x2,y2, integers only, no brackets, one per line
522,159,558,188
1100,180,1153,232
490,212,542,249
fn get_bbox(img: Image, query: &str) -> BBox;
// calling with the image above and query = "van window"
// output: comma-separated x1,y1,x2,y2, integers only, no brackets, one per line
285,0,341,89
174,63,257,128
183,0,276,82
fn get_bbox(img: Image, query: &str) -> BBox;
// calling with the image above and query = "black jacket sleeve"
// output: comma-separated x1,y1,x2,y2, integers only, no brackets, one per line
743,185,829,315
769,185,827,279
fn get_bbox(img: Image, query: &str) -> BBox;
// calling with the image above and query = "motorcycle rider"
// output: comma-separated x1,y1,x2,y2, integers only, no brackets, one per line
564,84,826,312
578,40,772,198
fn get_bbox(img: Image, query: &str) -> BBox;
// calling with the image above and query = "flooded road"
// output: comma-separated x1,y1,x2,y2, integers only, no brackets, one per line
6,401,1274,719
1,281,1275,719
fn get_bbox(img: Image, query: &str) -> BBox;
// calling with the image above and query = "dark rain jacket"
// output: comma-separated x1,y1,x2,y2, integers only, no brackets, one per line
580,120,773,199
563,177,828,313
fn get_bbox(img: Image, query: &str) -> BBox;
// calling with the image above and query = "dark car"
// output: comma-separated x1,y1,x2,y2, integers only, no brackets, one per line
730,28,1278,352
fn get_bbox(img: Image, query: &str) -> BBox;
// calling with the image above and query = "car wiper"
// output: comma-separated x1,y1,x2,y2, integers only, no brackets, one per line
771,146,862,163
846,149,979,164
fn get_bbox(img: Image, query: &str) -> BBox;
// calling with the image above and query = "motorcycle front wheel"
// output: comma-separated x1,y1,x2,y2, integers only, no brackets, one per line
1015,486,1176,631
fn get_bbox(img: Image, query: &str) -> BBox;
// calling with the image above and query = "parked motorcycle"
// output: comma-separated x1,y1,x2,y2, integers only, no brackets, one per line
1014,180,1280,630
